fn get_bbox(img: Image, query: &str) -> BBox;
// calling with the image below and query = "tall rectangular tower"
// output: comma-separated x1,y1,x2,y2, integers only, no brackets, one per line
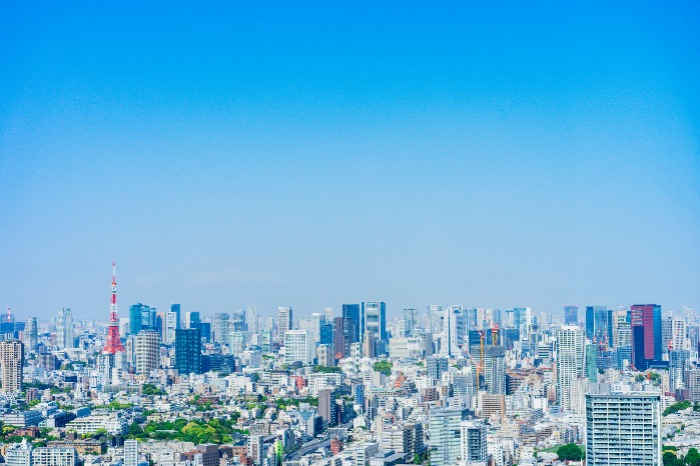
586,385,661,465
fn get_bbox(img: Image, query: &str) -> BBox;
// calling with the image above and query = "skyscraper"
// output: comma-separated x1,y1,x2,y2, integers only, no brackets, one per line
556,325,584,411
429,408,469,466
363,301,386,340
23,317,38,354
213,313,231,345
318,388,338,428
129,303,156,335
564,305,578,326
0,339,24,393
342,304,361,343
483,345,506,395
284,330,312,365
56,308,74,350
585,306,609,343
586,384,661,465
278,307,293,340
631,304,662,370
333,317,355,360
135,330,160,375
175,328,202,375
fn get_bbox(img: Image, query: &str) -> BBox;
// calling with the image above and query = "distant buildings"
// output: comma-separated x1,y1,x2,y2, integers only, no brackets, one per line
284,330,312,365
56,308,74,350
631,304,663,370
23,317,38,354
556,326,584,411
135,330,160,375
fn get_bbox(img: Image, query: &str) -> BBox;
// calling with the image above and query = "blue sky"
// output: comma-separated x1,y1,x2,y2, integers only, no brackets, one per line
1,2,699,320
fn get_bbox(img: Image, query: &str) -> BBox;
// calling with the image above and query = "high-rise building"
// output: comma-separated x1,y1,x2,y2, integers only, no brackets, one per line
403,308,420,336
213,313,231,345
585,383,661,465
556,325,584,411
284,330,312,365
429,408,469,466
175,328,202,375
186,311,201,328
135,330,160,375
56,308,74,350
379,423,425,461
483,345,506,395
278,307,293,340
32,447,79,466
333,317,355,360
631,304,663,370
564,305,578,326
299,313,326,344
459,421,487,463
23,317,38,354
0,339,24,393
342,304,361,343
585,306,610,344
191,322,211,342
129,304,156,335
165,305,181,344
426,356,448,380
363,301,386,341
123,440,138,466
318,388,337,428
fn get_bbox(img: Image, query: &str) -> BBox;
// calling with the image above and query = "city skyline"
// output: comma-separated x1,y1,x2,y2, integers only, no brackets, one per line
2,3,699,318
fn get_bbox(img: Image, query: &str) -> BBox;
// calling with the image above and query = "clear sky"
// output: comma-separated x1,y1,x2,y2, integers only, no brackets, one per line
1,2,699,320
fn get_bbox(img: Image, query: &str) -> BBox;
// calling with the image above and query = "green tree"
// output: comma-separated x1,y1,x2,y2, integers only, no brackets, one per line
686,448,700,466
128,422,144,438
557,443,582,462
373,361,392,376
313,366,341,373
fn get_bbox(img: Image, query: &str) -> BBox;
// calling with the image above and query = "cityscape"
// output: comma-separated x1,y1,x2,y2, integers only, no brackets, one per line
0,264,697,466
1,3,699,466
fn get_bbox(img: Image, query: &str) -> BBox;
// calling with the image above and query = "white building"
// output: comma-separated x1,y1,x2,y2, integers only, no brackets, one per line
586,383,661,465
124,440,138,466
6,439,32,466
284,330,312,365
65,413,128,436
556,325,584,411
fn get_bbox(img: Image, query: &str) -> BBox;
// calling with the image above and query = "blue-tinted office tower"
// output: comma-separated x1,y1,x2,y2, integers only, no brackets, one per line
175,328,202,375
129,303,155,335
363,301,386,340
586,306,609,343
320,323,334,346
170,304,181,330
564,306,579,326
342,304,361,343
191,322,211,342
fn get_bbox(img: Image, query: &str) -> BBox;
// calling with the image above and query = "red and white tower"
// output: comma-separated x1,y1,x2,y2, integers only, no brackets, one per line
103,262,125,354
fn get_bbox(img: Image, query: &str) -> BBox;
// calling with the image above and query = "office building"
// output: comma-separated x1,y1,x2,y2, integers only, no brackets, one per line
334,317,355,359
342,304,361,343
556,326,584,411
631,304,663,370
460,421,487,463
427,356,448,380
56,308,74,350
190,322,211,342
213,313,231,345
175,328,202,375
164,305,180,344
123,440,138,466
284,330,312,365
483,345,506,395
429,408,469,466
186,311,201,328
23,317,38,354
135,330,159,375
278,307,293,340
0,339,24,393
363,301,386,341
319,388,337,428
585,384,661,465
585,306,610,344
564,305,578,326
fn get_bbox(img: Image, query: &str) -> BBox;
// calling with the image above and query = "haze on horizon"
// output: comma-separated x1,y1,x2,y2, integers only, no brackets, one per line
1,3,699,320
